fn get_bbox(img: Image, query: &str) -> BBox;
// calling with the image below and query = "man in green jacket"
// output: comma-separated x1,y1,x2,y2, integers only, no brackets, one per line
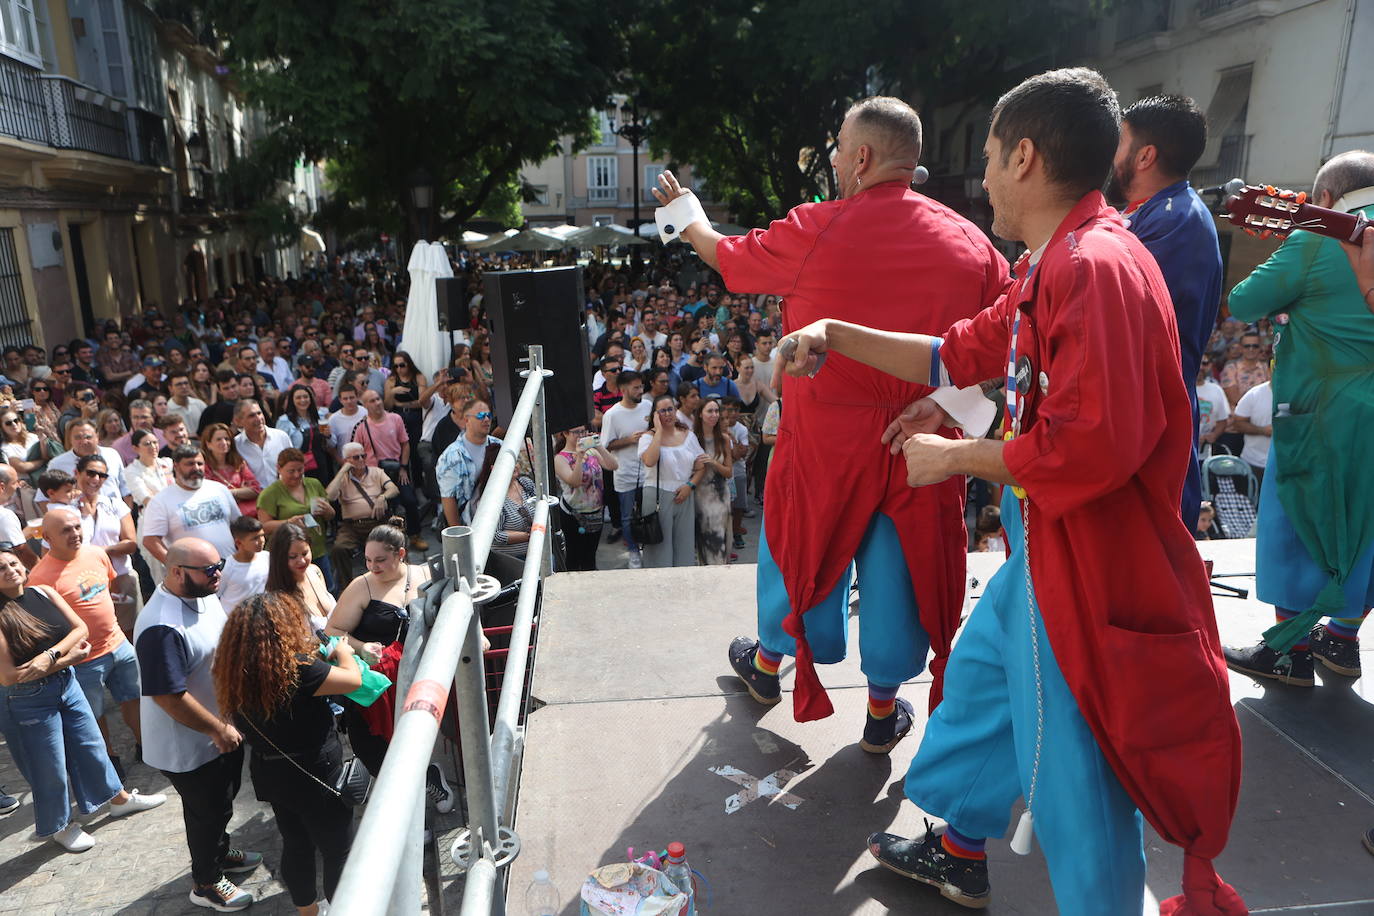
1223,150,1374,686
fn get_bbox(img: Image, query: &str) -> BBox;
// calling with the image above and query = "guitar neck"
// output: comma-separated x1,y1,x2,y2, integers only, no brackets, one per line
1289,203,1369,244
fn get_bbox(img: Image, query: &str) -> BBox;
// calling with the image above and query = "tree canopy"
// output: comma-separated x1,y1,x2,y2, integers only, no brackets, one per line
628,0,1103,226
198,0,624,240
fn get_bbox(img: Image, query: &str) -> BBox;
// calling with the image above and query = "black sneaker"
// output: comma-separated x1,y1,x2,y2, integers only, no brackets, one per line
426,763,455,814
218,847,263,874
860,697,915,754
1223,641,1315,687
733,533,746,549
0,787,18,816
868,822,990,910
728,637,781,706
1310,625,1361,677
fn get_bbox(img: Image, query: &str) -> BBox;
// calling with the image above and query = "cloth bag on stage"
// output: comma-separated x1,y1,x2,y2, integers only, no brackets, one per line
579,862,688,916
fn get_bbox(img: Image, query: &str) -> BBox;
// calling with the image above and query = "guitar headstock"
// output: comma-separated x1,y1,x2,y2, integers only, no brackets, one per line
1223,185,1309,239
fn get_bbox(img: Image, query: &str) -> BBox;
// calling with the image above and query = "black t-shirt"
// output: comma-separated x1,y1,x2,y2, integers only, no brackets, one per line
432,414,461,461
13,587,71,659
240,656,341,800
679,362,706,383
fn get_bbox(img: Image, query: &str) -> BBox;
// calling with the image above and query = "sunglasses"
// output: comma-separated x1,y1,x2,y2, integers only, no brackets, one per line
1242,344,1260,349
30,386,48,393
83,469,109,479
78,393,96,402
470,410,493,421
178,559,226,578
0,418,17,426
53,369,70,375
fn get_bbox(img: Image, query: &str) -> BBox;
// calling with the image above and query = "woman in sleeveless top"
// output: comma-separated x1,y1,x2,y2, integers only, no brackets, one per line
0,547,165,851
265,524,336,631
324,524,431,775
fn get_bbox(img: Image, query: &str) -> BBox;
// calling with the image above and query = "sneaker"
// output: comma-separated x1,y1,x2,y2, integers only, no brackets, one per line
218,847,264,874
190,877,254,911
868,823,991,909
426,763,455,814
860,697,916,754
1310,625,1361,677
109,789,167,817
733,533,746,549
1223,641,1315,687
627,551,643,570
410,535,430,552
50,822,95,853
728,636,781,706
0,787,17,816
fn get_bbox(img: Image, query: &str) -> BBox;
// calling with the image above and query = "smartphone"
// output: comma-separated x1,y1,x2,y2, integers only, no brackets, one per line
577,434,600,451
17,398,34,411
302,514,318,529
23,413,35,432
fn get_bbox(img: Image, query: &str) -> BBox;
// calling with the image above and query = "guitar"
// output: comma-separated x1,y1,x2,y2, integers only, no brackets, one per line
1223,184,1370,244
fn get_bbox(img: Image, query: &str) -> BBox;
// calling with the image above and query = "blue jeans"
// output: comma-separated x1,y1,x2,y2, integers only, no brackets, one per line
0,668,122,837
617,488,641,552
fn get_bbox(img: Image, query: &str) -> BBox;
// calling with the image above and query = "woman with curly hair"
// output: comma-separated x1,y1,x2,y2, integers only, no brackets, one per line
213,592,359,916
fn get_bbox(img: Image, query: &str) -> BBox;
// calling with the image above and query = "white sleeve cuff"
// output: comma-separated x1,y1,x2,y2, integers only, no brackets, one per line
656,191,709,243
928,385,996,437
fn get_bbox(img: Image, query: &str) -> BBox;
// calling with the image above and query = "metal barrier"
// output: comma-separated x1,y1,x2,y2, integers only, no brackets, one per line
332,345,555,915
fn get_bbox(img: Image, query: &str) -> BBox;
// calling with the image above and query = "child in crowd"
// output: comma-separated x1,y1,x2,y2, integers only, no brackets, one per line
36,468,77,510
973,505,1005,553
219,515,270,614
1196,500,1216,540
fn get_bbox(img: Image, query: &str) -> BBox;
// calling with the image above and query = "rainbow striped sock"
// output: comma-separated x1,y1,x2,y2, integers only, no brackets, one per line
1276,607,1310,651
1325,612,1368,641
867,682,900,719
941,825,986,860
753,645,783,677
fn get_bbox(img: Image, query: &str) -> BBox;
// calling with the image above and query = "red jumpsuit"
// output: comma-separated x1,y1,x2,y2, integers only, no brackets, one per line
716,181,1008,720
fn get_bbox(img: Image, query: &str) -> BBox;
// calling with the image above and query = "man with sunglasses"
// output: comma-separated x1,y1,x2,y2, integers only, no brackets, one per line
435,397,502,528
141,445,241,566
135,536,261,912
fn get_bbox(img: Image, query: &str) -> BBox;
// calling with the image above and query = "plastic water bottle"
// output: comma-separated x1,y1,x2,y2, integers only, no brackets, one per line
525,870,558,916
663,842,696,915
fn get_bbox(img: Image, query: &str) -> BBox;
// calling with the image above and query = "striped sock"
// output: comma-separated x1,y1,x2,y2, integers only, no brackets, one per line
941,825,986,860
753,645,783,677
1325,611,1368,641
1276,607,1310,652
867,682,900,719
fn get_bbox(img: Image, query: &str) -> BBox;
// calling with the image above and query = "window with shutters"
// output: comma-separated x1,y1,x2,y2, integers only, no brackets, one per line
587,156,618,202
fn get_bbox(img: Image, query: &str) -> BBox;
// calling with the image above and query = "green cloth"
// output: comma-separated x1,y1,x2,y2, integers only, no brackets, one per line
257,476,329,557
317,636,392,706
1227,203,1374,651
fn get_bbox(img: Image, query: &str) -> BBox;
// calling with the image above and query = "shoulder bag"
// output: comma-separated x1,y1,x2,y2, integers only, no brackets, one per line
355,417,403,481
630,444,665,546
244,715,372,807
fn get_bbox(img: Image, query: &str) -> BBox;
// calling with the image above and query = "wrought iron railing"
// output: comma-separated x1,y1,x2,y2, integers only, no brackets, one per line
0,56,47,144
131,107,170,167
38,75,131,160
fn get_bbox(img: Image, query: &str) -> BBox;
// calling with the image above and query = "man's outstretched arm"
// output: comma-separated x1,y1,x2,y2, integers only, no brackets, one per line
780,318,936,385
652,170,724,270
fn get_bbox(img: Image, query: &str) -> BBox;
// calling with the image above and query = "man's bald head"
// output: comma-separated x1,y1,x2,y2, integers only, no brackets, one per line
844,96,923,164
41,507,83,557
1314,150,1374,207
0,464,15,486
166,537,219,568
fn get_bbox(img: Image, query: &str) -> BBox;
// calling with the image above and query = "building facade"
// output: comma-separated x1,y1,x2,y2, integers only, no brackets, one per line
521,100,729,230
0,0,319,353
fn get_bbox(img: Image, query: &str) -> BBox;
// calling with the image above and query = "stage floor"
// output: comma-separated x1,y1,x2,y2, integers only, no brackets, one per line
510,539,1374,914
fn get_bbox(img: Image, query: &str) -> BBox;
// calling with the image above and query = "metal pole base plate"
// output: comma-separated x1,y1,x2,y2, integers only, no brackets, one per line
450,825,521,872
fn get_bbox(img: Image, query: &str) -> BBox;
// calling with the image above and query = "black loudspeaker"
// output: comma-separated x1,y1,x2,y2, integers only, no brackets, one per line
482,267,592,434
437,276,465,332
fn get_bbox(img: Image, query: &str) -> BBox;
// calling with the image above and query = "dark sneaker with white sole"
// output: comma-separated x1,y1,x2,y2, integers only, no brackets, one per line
860,697,915,754
1223,642,1314,687
728,637,781,705
427,763,455,814
218,847,263,874
190,877,253,911
1310,625,1361,677
868,822,991,910
0,787,18,816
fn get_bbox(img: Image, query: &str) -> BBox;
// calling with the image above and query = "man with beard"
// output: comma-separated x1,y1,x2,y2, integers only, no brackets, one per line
141,445,240,564
134,536,261,911
654,97,1002,753
1106,95,1222,531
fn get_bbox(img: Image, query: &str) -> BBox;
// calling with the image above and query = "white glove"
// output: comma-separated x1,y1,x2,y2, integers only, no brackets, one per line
655,191,709,243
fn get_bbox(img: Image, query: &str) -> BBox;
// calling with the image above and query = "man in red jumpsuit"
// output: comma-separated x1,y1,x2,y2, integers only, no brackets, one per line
653,97,1006,751
780,69,1245,915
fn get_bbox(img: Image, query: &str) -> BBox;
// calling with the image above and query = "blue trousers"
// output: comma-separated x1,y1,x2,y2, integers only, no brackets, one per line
0,668,123,837
904,491,1145,915
757,512,929,688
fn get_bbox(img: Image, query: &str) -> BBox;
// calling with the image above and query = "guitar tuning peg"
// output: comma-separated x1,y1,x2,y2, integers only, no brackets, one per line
1260,230,1272,239
1245,229,1257,237
1265,185,1277,195
1296,192,1307,205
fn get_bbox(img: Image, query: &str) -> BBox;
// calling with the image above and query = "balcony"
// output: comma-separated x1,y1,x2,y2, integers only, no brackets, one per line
0,55,47,144
587,186,618,202
39,76,131,160
131,107,170,168
1199,0,1247,16
1196,0,1284,29
1194,134,1252,188
1116,0,1170,44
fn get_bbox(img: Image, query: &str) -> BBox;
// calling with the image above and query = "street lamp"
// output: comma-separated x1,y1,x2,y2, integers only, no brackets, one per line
409,167,434,241
613,98,649,232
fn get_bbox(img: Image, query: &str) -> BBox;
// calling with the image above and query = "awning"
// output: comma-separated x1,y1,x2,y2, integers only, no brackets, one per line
300,226,326,253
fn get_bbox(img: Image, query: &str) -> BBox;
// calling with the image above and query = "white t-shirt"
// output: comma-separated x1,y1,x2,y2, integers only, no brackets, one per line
751,351,776,387
328,407,366,451
235,427,292,486
141,480,241,560
218,552,269,614
1235,381,1273,468
1196,378,1229,439
0,505,22,546
729,421,749,477
637,432,704,492
166,397,207,433
80,493,133,575
602,399,651,492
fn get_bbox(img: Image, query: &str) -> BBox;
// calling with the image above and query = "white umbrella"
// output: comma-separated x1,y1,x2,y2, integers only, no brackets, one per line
460,230,490,245
400,241,452,380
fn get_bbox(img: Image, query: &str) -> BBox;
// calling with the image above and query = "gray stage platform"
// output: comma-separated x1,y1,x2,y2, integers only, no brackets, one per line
510,540,1374,914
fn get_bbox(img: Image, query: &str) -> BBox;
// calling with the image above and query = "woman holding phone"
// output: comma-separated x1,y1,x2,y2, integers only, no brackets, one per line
637,394,706,569
257,449,336,592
